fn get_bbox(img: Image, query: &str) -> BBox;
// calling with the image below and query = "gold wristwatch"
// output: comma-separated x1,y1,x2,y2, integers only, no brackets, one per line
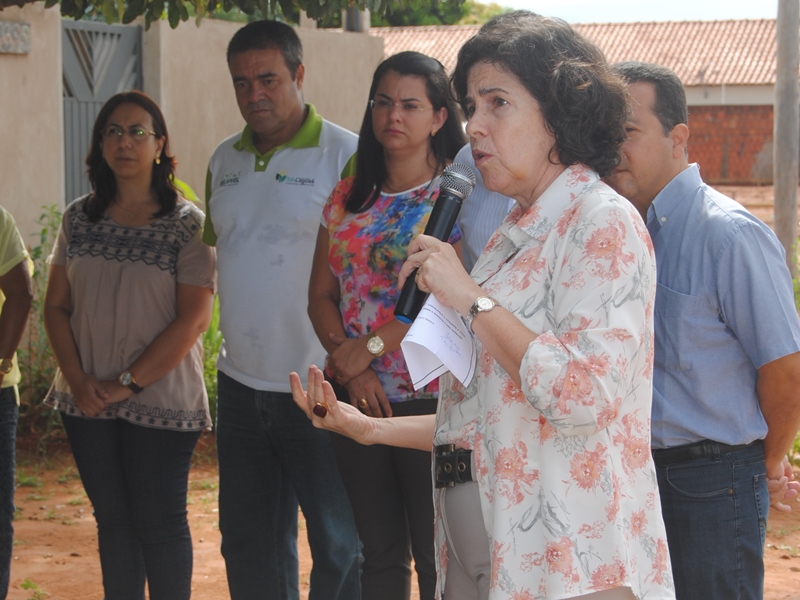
0,358,13,375
366,333,385,357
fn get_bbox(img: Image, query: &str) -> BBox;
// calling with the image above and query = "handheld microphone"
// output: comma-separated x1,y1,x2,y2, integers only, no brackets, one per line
394,163,476,324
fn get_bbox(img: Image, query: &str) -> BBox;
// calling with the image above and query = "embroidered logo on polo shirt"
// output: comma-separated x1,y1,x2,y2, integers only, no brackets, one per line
220,171,241,187
275,172,315,186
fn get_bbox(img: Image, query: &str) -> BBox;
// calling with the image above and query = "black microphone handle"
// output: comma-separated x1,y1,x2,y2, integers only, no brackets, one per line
422,193,463,239
394,269,428,325
394,194,463,324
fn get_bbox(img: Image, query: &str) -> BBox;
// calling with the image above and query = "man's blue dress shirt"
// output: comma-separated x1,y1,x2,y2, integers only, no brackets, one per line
647,164,800,448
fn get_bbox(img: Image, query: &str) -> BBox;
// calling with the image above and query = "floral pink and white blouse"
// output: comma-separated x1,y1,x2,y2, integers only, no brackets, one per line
433,165,674,599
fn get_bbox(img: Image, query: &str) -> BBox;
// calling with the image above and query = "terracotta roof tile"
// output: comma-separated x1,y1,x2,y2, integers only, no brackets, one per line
370,19,782,87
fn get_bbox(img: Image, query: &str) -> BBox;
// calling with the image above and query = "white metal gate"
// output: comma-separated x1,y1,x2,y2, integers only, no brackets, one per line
62,20,142,202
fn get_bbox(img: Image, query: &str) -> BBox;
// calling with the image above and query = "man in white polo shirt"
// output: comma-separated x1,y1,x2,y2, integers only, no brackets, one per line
204,20,360,600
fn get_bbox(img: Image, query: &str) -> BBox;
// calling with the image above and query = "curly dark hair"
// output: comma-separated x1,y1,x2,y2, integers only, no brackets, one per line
227,20,303,79
84,91,177,222
345,51,466,213
451,14,627,177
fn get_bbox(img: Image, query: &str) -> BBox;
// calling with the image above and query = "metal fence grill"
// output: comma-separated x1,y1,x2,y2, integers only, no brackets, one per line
62,21,142,203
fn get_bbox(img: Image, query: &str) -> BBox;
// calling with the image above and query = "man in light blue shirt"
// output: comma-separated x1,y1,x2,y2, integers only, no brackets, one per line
454,144,515,272
606,61,800,600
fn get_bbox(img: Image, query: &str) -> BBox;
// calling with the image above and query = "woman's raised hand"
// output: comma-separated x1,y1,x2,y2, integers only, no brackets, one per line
289,365,377,446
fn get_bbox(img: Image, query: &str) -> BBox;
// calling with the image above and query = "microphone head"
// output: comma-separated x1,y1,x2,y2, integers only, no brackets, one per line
441,163,476,200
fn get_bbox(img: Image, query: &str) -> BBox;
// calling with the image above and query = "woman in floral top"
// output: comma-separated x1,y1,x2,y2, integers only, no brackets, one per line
308,51,465,600
294,14,675,600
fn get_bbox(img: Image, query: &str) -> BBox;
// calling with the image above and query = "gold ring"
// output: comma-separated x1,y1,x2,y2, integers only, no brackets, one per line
359,398,368,409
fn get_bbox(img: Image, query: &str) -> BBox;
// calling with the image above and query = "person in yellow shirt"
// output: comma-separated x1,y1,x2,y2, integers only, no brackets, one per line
0,205,33,600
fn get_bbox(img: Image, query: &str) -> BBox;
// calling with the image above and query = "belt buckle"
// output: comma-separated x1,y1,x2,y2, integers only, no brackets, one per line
435,444,473,488
435,444,456,489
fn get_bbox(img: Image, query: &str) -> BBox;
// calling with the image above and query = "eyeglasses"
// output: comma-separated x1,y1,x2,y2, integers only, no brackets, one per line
369,98,433,115
101,125,158,143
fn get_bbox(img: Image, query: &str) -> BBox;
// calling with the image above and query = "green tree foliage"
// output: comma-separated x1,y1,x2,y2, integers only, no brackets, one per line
0,0,467,29
371,0,507,27
458,0,507,24
369,0,468,26
313,0,506,29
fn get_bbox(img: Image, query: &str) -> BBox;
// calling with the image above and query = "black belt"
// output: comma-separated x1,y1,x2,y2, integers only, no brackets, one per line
435,445,473,488
652,439,758,467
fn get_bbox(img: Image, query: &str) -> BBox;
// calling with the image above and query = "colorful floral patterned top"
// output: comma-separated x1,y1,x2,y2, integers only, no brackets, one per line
433,165,674,599
322,176,461,402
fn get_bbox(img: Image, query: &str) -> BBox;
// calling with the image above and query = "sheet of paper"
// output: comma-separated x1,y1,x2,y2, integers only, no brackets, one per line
400,295,477,389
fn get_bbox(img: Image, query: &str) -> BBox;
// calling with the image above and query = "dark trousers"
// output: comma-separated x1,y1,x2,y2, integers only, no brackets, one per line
62,414,200,600
216,371,361,600
0,388,17,600
331,388,437,600
655,440,769,600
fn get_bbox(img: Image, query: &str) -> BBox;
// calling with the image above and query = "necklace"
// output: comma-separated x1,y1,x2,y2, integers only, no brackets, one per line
382,168,440,195
109,197,159,226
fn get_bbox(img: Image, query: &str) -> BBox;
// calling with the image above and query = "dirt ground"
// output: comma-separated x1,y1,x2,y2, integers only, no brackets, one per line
5,433,799,600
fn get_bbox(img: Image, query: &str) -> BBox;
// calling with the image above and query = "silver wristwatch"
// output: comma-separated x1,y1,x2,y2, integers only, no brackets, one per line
119,370,144,394
463,297,497,333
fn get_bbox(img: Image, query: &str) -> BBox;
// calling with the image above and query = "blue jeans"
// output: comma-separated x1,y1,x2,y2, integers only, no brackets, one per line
0,388,18,600
62,415,200,600
216,371,361,600
655,440,769,600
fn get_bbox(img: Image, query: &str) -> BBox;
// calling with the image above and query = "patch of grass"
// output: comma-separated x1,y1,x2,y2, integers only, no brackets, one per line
56,467,80,484
22,493,48,502
774,543,800,557
17,205,63,455
16,470,43,488
202,297,222,427
768,523,800,539
67,497,85,506
790,430,800,468
190,479,217,491
20,578,49,600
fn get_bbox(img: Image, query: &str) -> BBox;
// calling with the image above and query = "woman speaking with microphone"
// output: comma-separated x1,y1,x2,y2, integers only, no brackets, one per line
295,13,674,600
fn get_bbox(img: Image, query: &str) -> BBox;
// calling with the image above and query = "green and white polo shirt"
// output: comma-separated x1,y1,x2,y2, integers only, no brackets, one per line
205,104,357,391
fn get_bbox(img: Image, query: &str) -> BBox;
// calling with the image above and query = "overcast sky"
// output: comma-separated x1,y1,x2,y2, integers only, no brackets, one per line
500,0,780,23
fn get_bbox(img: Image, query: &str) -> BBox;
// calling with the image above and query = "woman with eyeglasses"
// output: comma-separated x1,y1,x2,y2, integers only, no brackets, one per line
43,91,215,600
307,51,465,600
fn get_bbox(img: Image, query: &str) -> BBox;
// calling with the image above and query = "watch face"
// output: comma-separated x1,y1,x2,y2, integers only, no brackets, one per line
0,359,12,375
120,372,133,386
477,297,495,311
367,335,385,355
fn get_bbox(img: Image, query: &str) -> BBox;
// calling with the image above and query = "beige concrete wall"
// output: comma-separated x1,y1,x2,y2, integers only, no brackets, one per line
143,20,383,200
0,13,382,243
0,4,63,246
